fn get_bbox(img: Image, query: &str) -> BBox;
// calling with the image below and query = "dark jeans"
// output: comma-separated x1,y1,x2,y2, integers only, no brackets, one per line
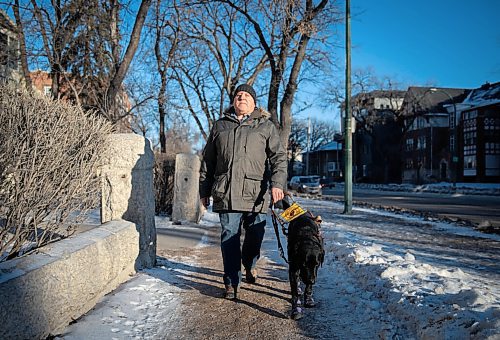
219,211,266,287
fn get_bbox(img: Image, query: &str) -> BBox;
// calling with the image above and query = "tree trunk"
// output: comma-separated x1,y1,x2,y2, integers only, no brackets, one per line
13,0,32,90
158,77,167,153
106,0,152,122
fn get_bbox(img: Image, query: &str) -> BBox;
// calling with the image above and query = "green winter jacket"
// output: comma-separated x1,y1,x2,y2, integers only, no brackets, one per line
199,107,287,213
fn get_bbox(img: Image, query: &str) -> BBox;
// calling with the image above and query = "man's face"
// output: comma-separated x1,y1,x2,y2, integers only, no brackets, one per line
233,91,255,116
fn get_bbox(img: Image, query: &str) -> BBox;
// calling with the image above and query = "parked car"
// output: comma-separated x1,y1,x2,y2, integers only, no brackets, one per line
288,176,322,195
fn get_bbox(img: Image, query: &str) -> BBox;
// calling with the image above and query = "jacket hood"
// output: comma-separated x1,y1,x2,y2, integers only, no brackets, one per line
223,106,271,120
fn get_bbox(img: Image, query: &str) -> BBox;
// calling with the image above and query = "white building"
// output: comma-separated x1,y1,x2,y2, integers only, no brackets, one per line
0,9,21,84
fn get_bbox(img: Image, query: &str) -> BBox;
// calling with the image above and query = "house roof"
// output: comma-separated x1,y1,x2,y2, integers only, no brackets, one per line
314,141,342,152
462,82,500,109
0,9,16,33
402,86,470,114
353,90,407,100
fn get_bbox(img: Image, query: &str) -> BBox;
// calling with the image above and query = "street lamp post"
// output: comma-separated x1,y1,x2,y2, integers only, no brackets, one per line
429,88,458,188
306,117,311,176
343,0,352,214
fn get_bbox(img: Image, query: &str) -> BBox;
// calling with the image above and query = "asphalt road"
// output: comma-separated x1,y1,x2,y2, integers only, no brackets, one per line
321,187,500,229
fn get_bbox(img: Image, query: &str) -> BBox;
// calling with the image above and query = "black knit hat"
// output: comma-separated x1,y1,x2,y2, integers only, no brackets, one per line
234,84,257,103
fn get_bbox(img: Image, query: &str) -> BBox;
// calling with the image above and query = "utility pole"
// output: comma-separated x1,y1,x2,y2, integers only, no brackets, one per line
306,117,311,175
343,0,352,214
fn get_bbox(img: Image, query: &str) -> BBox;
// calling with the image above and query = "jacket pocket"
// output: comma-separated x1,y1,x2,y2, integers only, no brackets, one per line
242,174,263,201
212,173,228,202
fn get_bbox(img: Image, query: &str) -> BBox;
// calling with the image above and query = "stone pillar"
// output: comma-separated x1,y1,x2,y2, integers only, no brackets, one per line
172,153,202,223
100,133,156,268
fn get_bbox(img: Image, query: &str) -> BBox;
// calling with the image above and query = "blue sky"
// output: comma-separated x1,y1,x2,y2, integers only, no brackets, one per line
350,0,500,89
299,0,500,125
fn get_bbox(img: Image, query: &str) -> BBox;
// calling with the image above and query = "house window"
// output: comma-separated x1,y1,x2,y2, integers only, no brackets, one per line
464,145,476,156
485,143,500,155
484,117,500,130
417,136,426,150
405,159,413,169
406,138,414,151
450,112,456,129
464,156,476,168
464,119,477,132
464,131,477,146
464,110,478,120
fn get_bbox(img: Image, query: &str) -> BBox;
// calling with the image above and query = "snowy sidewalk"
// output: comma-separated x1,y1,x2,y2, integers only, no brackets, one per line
57,198,500,339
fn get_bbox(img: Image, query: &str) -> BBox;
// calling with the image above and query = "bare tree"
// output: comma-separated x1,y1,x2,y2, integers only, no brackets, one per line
152,0,182,152
12,0,32,89
18,0,151,126
105,0,152,123
170,0,268,139
219,0,340,149
290,117,337,152
324,67,409,135
29,0,89,99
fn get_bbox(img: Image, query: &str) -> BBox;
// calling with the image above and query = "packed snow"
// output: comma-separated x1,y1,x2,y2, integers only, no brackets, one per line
57,189,500,339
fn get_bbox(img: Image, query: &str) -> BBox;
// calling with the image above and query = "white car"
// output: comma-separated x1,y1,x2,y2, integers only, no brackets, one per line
288,176,322,195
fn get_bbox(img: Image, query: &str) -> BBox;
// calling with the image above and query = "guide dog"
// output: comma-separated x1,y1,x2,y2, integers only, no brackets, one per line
280,198,325,320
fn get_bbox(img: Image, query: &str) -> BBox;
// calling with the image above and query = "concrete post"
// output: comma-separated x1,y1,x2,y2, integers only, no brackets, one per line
172,153,202,223
100,133,156,268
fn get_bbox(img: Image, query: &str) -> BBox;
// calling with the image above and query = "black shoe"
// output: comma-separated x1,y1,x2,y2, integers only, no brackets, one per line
224,285,238,300
304,294,316,307
290,306,304,320
245,268,257,284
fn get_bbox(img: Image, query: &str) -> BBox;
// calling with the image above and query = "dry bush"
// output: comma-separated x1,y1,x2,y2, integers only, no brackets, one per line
154,153,175,215
0,85,113,262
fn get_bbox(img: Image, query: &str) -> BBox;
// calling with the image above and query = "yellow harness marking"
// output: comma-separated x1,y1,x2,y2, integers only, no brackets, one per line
280,202,307,222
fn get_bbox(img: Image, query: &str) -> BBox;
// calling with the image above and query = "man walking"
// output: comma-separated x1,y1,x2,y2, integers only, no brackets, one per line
199,84,287,299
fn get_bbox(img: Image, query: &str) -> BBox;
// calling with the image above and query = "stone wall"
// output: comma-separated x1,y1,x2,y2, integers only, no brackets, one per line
0,220,139,339
0,133,158,338
100,133,157,269
172,153,203,223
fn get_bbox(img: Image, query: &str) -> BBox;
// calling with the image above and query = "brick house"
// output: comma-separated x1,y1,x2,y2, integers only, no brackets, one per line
30,70,53,96
460,82,500,182
401,86,470,184
303,139,343,180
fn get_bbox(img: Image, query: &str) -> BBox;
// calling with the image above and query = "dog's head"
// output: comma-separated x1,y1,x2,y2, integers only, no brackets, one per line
300,247,325,284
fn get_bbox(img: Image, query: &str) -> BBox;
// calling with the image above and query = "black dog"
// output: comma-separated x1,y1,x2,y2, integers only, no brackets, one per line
280,198,325,320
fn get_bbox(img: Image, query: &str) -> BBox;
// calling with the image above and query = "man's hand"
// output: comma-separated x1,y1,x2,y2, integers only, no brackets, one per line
200,197,210,208
271,187,284,204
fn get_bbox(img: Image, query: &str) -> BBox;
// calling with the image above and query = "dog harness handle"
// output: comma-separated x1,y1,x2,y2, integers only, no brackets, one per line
271,204,289,264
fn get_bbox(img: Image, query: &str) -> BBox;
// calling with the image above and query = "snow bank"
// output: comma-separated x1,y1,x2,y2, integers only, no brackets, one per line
341,182,500,196
323,220,500,339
